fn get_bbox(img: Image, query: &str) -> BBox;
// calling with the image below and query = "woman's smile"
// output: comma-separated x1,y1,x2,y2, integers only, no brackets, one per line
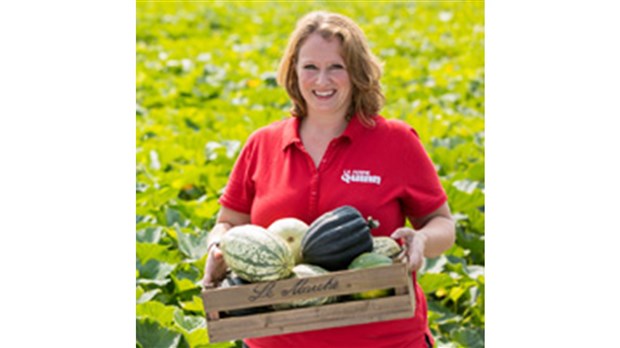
313,90,336,98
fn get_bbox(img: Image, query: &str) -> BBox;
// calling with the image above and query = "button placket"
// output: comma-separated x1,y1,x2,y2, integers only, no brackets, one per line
318,140,337,171
309,172,319,218
296,141,320,219
301,138,341,219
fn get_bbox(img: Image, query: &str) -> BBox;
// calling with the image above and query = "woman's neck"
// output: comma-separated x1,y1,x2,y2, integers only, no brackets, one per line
299,114,348,140
298,114,349,168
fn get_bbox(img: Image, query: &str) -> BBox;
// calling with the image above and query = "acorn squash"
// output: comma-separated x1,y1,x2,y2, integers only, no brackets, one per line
300,206,377,271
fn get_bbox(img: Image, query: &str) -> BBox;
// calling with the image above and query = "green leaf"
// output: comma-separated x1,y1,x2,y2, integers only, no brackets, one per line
446,185,485,215
221,140,241,158
136,242,183,264
452,179,480,194
145,187,179,209
174,262,202,281
137,278,171,287
452,327,484,348
137,259,175,281
191,253,208,282
448,286,467,303
173,311,205,333
179,295,205,316
136,301,179,327
467,208,485,234
427,301,462,325
137,287,161,304
166,206,189,227
171,274,200,293
464,265,484,279
149,150,161,170
175,226,209,261
421,254,449,274
136,319,183,348
137,226,163,243
418,273,454,293
181,329,211,347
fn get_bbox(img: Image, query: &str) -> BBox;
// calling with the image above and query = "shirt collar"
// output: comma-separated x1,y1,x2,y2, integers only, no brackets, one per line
282,116,303,151
339,113,365,142
281,113,368,151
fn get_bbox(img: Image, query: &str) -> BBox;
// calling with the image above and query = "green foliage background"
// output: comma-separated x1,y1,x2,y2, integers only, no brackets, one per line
136,1,484,347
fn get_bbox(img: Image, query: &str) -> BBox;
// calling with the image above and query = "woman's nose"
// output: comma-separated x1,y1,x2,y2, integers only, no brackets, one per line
316,70,330,85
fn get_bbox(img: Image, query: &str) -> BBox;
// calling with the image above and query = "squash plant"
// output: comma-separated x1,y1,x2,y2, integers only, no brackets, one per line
137,2,484,347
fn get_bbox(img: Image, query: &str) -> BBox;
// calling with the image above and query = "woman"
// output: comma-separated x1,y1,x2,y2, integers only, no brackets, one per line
202,11,455,348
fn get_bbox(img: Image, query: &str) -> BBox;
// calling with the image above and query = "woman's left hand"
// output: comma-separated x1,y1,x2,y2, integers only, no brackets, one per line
391,227,428,272
391,203,456,272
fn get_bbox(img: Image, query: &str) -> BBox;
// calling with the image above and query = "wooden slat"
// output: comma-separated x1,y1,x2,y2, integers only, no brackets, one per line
207,295,415,343
405,267,416,311
202,263,409,312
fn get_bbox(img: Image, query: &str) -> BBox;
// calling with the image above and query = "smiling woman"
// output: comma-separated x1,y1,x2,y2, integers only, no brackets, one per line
202,10,455,348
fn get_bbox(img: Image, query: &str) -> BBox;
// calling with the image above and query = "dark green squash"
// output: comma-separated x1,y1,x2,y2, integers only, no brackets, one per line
300,206,378,271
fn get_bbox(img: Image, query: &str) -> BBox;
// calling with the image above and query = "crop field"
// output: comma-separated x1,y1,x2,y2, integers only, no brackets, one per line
136,1,484,347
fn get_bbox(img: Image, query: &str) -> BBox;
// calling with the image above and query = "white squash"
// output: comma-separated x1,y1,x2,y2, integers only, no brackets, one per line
267,217,309,264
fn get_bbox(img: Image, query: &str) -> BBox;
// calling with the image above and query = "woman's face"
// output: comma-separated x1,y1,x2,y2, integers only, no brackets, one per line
296,33,352,119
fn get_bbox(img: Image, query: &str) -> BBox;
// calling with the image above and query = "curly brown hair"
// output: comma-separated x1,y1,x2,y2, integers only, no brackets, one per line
276,11,385,127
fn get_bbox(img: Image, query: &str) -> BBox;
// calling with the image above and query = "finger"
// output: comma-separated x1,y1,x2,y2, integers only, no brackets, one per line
202,268,226,287
202,248,228,287
404,253,421,272
393,247,407,262
390,227,412,240
411,255,422,272
409,247,427,272
394,249,407,263
201,272,214,287
211,247,223,260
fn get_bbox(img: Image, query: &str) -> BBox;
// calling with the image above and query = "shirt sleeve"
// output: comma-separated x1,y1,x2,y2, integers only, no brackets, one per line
400,127,447,218
218,135,257,214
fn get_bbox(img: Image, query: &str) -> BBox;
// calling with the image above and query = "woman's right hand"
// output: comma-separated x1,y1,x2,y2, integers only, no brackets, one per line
202,243,228,288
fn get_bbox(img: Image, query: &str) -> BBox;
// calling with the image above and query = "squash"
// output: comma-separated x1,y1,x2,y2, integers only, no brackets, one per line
348,252,394,300
267,217,309,264
219,224,294,282
372,236,403,259
300,205,377,271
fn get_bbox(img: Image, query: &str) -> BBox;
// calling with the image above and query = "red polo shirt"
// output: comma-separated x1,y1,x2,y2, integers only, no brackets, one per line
219,114,446,348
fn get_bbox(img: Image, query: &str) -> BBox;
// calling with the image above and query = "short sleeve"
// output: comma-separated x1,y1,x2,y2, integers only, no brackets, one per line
400,128,447,218
218,135,257,214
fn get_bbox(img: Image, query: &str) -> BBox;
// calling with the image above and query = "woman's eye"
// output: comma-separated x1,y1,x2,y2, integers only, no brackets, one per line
303,65,317,70
331,64,344,69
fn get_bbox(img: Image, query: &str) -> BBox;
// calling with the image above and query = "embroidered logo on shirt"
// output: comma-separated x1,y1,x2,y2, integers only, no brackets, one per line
341,170,381,185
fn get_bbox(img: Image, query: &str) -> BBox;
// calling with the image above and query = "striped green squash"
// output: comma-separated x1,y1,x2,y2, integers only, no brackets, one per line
372,236,403,259
220,224,294,282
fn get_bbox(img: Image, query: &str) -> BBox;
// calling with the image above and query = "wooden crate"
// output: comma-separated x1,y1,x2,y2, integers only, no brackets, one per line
201,262,415,343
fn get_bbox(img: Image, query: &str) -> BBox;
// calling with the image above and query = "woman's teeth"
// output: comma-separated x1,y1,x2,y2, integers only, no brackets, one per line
314,90,336,97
